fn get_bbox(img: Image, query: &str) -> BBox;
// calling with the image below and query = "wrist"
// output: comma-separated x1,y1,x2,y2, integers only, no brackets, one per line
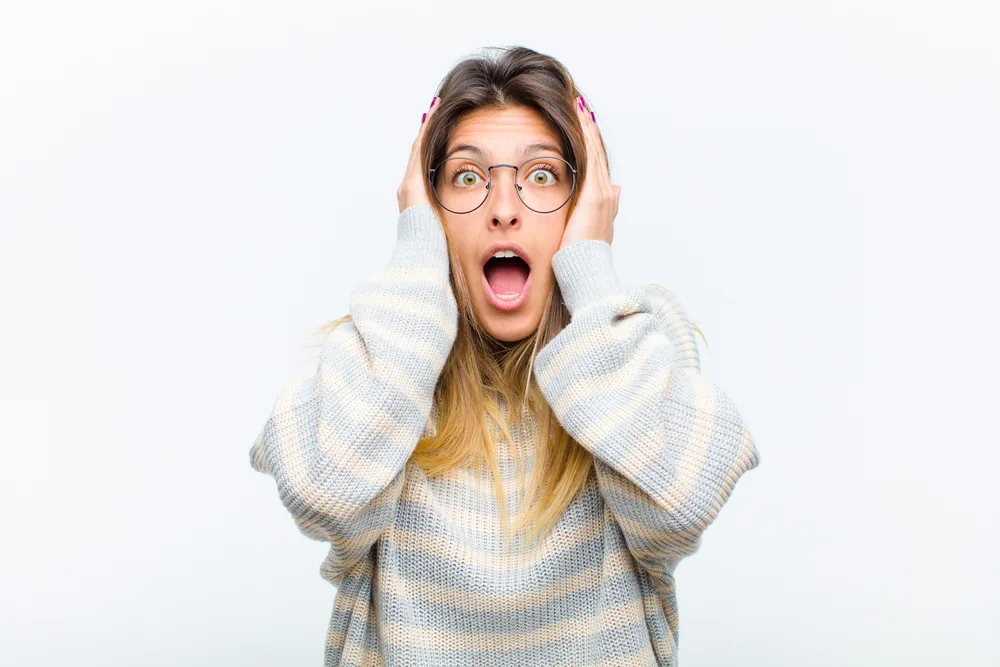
551,238,620,315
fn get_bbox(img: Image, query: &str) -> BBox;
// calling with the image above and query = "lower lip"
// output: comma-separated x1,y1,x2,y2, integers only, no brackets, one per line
482,266,532,311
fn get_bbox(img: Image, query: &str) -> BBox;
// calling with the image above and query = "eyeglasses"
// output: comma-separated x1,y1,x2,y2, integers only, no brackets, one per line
429,155,577,214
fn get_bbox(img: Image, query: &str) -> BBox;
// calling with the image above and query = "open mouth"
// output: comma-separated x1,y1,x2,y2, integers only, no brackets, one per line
482,255,532,311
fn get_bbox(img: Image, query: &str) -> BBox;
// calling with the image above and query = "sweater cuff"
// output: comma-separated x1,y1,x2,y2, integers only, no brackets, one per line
390,204,450,271
551,239,621,315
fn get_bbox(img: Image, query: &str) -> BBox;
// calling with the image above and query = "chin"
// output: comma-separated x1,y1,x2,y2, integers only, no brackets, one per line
485,322,538,344
477,305,541,343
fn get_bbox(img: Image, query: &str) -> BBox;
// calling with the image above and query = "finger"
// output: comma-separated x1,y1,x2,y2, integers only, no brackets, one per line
575,97,599,186
578,97,611,193
413,96,435,152
409,96,439,173
584,102,611,192
419,95,440,135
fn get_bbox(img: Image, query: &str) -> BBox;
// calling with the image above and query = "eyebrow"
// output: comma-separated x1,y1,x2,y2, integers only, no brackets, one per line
445,142,564,161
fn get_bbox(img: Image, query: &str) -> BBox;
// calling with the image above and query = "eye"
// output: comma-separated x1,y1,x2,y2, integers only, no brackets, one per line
451,165,484,188
526,164,560,186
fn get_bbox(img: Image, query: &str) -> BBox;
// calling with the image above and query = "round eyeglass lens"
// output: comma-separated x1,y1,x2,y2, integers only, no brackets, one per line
430,156,575,213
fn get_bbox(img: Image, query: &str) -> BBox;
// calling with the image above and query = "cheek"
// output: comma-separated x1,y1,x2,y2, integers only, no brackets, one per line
463,256,489,302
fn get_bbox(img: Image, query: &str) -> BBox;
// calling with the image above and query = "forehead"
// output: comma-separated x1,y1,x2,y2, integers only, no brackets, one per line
446,106,564,160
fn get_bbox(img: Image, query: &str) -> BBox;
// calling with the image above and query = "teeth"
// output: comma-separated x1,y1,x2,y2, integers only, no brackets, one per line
493,249,519,259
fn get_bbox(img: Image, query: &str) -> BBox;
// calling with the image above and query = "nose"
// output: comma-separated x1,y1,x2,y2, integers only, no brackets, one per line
486,165,522,228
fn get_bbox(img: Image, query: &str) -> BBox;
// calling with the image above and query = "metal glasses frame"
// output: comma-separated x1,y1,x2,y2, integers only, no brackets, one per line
428,155,578,214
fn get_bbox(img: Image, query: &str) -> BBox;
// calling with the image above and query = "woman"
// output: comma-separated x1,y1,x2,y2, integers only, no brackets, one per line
250,46,760,667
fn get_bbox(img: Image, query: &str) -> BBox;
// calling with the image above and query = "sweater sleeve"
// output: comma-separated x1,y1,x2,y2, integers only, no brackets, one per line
532,239,760,582
249,204,458,585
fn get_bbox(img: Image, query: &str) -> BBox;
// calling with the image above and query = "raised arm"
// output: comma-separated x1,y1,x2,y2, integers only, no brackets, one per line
249,203,457,585
532,239,760,583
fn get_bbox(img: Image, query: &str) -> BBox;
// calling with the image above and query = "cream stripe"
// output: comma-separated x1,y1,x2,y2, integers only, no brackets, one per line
325,630,383,666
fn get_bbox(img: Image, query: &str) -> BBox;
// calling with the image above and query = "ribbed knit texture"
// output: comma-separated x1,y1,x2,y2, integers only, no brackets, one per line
249,204,760,666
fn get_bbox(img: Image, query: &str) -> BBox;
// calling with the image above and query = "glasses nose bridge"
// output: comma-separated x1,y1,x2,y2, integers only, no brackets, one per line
486,163,521,195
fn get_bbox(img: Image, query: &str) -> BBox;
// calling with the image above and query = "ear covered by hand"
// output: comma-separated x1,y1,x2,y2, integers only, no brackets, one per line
398,95,441,214
558,95,621,252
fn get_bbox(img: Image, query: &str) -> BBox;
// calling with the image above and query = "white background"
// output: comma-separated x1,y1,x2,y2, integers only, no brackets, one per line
2,1,997,665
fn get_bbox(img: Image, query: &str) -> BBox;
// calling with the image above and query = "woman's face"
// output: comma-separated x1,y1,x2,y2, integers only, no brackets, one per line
437,105,570,343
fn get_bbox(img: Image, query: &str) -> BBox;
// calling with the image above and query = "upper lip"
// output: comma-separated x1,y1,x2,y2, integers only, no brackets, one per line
481,242,532,271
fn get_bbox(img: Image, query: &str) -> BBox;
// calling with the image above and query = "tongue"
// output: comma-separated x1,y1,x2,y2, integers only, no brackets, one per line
485,261,529,295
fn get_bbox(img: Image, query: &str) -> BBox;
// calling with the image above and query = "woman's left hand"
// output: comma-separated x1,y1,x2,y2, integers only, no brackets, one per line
558,96,622,252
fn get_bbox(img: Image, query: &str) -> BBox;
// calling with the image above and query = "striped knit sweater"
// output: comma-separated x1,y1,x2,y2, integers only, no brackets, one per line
249,203,760,666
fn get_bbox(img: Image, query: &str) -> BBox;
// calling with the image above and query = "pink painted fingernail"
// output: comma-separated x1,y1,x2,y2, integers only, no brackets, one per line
421,112,427,124
430,97,436,108
580,96,586,109
590,111,596,123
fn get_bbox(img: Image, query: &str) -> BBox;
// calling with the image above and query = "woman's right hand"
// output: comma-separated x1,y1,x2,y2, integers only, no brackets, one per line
397,96,440,214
